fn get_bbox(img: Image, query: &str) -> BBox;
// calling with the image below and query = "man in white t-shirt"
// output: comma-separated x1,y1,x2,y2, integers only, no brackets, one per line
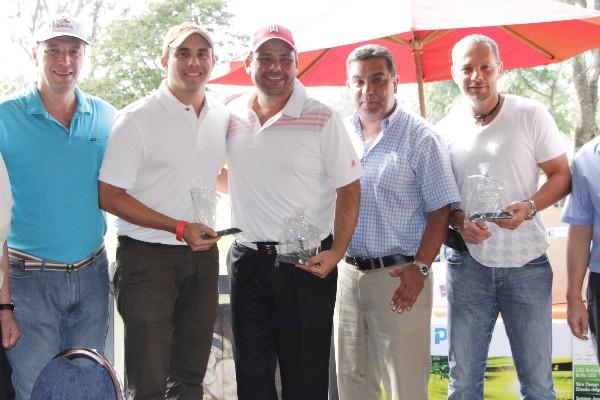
226,24,361,399
437,34,571,399
98,23,228,399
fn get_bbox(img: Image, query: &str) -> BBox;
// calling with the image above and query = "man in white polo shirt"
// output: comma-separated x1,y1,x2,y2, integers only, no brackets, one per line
226,24,361,399
98,23,228,399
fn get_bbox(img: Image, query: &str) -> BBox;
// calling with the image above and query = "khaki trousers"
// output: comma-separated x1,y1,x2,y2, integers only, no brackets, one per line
334,261,433,400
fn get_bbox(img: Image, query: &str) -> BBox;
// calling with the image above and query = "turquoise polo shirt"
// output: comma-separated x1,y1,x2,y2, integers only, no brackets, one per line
0,84,115,263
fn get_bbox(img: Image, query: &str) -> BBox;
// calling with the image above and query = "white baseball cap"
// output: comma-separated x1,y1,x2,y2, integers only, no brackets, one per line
35,15,89,45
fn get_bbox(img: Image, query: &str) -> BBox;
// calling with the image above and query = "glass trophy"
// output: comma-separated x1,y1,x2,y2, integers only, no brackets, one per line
465,163,512,222
275,212,321,266
190,180,241,239
189,183,218,228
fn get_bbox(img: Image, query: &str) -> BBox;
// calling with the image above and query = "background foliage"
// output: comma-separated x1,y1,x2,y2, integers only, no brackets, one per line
2,0,600,151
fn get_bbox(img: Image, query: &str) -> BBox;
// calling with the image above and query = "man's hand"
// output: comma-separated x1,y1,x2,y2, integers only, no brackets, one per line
388,264,426,314
567,299,589,340
296,249,342,279
0,310,20,349
493,201,529,230
460,220,492,244
183,223,219,251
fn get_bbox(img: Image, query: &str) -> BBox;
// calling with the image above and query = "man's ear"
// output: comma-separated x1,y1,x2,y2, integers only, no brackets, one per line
393,75,399,94
160,55,168,70
32,46,39,67
450,65,459,85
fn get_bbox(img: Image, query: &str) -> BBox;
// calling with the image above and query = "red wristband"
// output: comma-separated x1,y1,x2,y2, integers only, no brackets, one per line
175,221,188,242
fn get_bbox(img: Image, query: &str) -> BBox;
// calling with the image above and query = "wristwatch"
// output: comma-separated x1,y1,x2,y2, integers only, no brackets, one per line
413,260,430,277
524,199,537,220
449,208,464,230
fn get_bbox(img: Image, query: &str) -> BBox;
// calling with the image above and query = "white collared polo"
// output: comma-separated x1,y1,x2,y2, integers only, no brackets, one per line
99,80,229,244
226,80,362,244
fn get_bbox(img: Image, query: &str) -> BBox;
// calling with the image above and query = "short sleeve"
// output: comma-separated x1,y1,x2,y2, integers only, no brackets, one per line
319,111,362,188
531,104,566,164
415,129,461,212
562,151,593,225
99,112,145,190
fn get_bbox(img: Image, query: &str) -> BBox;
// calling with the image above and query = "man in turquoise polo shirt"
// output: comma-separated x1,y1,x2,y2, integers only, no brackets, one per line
0,15,115,400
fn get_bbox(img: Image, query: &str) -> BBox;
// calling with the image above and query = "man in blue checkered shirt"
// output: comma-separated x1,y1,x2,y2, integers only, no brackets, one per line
333,44,460,400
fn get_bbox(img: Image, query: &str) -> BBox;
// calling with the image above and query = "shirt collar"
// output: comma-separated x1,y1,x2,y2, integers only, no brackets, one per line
594,139,600,155
351,100,401,134
25,84,90,116
246,79,305,115
281,79,306,118
157,80,213,113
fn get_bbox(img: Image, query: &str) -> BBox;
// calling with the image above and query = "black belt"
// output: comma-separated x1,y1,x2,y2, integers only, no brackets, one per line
251,234,333,255
345,254,414,271
253,241,279,255
9,246,106,272
118,235,185,248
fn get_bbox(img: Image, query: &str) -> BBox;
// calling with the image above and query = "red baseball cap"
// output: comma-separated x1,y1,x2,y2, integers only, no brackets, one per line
251,24,296,52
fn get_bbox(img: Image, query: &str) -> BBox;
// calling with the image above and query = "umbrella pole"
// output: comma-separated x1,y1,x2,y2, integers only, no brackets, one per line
416,72,426,119
411,34,427,118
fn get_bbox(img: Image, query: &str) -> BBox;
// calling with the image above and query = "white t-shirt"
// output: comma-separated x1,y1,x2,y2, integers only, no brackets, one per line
226,80,362,244
99,81,229,244
438,95,566,268
0,153,11,262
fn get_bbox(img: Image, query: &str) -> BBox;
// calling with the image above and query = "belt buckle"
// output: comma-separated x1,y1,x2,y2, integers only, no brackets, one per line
256,243,278,255
369,258,384,269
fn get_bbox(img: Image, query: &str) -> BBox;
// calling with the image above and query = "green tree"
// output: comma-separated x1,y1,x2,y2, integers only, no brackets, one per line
570,0,600,152
502,64,576,135
80,0,245,109
423,80,460,124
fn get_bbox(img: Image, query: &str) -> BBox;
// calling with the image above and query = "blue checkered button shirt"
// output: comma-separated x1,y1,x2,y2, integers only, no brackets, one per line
346,104,460,257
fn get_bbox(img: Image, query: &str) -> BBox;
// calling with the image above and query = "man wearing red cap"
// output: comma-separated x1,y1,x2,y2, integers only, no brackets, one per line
99,22,228,399
226,24,361,399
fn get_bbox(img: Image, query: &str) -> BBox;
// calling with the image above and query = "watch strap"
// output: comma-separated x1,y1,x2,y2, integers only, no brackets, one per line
525,199,537,220
0,303,15,312
413,260,430,277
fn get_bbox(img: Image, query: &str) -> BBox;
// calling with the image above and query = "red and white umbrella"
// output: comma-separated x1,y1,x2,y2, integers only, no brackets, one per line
212,0,600,117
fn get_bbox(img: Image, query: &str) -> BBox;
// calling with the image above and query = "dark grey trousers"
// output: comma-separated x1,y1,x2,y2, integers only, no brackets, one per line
114,236,219,400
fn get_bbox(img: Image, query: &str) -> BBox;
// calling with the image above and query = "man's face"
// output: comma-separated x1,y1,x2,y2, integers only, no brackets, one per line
161,33,215,97
33,36,85,94
451,42,503,104
346,57,398,123
245,39,298,98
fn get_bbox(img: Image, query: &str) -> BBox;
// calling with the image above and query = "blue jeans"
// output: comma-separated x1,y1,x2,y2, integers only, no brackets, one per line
446,251,555,400
7,252,110,400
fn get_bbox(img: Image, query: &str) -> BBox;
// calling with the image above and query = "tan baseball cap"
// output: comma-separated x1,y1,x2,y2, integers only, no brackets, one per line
162,22,213,57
